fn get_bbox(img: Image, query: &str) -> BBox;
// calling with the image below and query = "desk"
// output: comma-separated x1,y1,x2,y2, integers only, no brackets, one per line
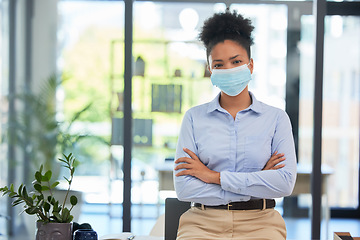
157,162,175,191
100,233,163,240
292,164,333,195
291,164,333,240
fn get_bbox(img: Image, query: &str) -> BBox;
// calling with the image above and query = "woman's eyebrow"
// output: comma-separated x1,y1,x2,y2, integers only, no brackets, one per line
229,54,241,60
212,59,224,62
212,54,242,63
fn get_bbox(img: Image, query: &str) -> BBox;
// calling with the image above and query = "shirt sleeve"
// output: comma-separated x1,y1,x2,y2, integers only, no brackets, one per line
220,110,297,199
174,110,227,204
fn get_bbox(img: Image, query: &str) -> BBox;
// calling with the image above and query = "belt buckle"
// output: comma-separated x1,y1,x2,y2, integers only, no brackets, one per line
262,199,266,210
227,203,232,211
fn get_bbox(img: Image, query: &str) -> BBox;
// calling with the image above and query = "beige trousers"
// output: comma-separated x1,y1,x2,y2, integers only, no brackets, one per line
176,207,286,240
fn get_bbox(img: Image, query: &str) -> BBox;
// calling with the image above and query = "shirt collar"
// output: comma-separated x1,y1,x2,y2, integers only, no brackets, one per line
207,91,263,114
248,91,263,114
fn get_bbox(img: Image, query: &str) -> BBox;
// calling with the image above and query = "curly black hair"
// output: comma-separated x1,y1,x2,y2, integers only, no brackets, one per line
199,10,254,61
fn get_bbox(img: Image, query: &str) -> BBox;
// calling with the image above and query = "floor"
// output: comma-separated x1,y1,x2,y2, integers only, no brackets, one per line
2,202,360,240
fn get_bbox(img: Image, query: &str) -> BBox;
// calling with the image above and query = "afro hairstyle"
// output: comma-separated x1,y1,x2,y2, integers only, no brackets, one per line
199,10,254,61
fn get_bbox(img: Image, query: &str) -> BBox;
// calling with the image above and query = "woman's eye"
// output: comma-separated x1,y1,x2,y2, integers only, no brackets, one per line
213,64,222,68
233,60,241,64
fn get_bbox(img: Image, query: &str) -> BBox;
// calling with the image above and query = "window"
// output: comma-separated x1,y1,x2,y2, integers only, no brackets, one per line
0,0,9,235
299,15,360,209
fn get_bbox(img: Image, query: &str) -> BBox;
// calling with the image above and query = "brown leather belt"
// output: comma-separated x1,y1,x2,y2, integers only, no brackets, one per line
193,199,275,211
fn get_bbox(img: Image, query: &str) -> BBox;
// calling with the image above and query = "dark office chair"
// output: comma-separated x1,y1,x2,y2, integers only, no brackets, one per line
164,198,191,240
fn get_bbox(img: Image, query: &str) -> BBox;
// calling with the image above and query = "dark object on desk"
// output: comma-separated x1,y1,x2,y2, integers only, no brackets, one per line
72,222,93,234
73,229,98,240
334,232,360,240
165,198,191,240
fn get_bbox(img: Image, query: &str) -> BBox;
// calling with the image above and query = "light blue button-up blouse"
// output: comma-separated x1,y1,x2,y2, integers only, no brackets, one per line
174,92,297,205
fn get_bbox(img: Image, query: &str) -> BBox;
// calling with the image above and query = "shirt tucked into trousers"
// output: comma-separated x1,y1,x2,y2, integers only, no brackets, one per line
177,207,286,240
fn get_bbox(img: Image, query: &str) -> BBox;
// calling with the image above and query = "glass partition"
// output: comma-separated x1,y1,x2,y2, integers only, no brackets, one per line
298,15,360,209
0,0,9,236
57,0,125,235
321,16,360,209
298,14,360,239
130,2,226,234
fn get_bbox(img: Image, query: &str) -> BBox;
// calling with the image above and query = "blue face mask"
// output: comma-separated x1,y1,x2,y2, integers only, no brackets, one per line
210,63,252,96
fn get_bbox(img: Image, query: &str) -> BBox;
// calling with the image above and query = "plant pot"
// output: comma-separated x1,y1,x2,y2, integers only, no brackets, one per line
36,222,73,240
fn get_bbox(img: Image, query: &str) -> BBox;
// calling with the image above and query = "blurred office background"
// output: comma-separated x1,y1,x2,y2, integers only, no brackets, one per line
0,0,359,239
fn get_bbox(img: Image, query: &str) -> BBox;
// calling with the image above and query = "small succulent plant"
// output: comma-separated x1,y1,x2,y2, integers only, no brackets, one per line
0,153,78,223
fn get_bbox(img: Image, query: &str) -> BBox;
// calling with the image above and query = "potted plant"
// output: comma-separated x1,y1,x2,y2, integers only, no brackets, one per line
7,74,108,236
0,153,79,240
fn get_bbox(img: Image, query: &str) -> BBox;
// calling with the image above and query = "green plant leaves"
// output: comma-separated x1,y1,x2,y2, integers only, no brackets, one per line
35,171,42,183
53,212,62,222
70,195,78,206
41,186,50,191
37,195,44,202
44,202,51,212
51,181,60,189
34,183,42,192
47,196,53,203
21,186,28,199
43,170,52,182
13,199,24,206
0,152,79,223
61,208,70,222
52,200,61,212
25,207,39,215
8,192,16,198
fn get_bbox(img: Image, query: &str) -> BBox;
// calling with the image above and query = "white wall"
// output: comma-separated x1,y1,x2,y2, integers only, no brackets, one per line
31,0,58,92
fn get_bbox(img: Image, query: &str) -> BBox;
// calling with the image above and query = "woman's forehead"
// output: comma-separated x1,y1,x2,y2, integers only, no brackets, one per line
209,40,248,60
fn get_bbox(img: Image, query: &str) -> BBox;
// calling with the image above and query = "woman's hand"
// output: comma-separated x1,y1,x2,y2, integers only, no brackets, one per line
262,151,286,170
174,148,220,184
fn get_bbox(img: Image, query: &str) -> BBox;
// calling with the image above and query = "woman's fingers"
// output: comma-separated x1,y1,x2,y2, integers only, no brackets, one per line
174,156,192,164
263,152,286,170
269,156,286,166
269,152,284,161
175,169,191,177
174,163,192,171
183,148,199,160
272,164,285,170
174,148,198,165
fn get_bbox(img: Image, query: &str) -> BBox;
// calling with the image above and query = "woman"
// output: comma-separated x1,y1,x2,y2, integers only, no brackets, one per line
174,10,297,240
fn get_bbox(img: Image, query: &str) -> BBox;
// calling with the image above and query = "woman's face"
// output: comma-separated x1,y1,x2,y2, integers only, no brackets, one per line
208,39,253,73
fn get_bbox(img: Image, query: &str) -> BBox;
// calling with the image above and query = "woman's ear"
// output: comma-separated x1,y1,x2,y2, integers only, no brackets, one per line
207,65,212,75
207,57,213,74
249,58,254,74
